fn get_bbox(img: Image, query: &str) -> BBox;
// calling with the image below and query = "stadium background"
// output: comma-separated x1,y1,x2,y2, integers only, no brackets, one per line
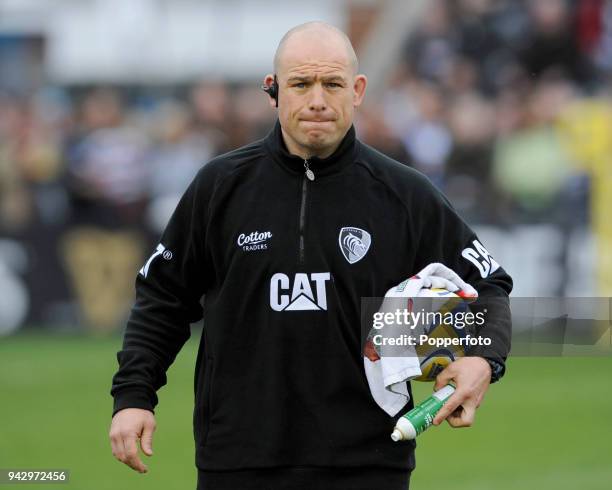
0,0,610,488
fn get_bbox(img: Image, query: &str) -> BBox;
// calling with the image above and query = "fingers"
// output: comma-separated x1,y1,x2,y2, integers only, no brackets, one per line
423,275,477,299
433,390,465,426
123,434,148,473
432,391,479,427
140,421,156,457
110,430,148,473
109,409,156,473
432,357,492,427
110,432,125,464
433,365,455,391
445,402,477,428
432,362,469,425
423,264,478,297
425,276,460,292
425,264,465,286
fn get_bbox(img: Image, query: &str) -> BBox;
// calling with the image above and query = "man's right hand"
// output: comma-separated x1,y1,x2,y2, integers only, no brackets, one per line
109,408,156,473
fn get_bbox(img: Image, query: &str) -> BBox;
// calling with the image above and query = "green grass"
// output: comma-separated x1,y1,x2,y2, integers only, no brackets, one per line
1,331,611,490
410,357,612,490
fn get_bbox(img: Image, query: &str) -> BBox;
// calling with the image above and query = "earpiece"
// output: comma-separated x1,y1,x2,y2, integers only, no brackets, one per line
261,75,279,107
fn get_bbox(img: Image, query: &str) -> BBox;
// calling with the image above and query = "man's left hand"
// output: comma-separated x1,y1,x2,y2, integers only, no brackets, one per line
432,357,492,428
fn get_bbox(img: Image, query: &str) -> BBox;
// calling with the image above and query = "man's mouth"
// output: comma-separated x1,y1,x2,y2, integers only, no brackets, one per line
300,119,334,124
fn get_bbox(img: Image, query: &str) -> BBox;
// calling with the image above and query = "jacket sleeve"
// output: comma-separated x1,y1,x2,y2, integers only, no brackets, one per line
411,177,513,378
110,170,213,416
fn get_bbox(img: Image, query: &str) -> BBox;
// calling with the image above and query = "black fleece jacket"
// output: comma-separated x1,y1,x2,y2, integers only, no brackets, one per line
111,120,513,490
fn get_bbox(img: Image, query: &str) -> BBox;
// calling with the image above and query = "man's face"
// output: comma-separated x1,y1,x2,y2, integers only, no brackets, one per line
265,32,367,158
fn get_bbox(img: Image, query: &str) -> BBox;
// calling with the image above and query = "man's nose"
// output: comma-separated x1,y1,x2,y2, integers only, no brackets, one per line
308,85,327,111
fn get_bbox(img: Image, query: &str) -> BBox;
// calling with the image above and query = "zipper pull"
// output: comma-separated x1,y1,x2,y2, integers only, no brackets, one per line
304,159,315,181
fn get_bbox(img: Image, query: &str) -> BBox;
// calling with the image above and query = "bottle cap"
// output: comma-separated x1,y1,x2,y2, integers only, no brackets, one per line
390,429,403,442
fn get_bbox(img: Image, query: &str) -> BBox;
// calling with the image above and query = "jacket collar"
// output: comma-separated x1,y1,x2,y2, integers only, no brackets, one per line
263,119,357,178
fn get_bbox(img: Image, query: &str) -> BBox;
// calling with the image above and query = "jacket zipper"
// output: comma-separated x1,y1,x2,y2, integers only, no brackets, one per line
298,159,314,263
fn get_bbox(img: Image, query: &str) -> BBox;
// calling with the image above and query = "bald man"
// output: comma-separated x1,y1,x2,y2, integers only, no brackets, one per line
110,22,512,490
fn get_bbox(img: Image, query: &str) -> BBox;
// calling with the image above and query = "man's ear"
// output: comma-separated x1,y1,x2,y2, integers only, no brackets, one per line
263,73,278,109
353,74,368,107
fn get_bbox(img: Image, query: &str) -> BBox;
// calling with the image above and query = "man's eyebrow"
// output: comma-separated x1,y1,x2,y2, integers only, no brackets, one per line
322,75,347,83
287,76,312,83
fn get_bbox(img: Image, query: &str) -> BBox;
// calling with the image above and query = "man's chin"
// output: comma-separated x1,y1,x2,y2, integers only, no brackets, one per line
302,130,332,146
303,137,331,152
291,127,342,156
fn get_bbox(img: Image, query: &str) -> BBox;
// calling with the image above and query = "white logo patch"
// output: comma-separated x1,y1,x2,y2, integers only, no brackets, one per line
461,239,500,278
339,227,371,264
140,243,172,278
270,272,331,311
237,230,272,252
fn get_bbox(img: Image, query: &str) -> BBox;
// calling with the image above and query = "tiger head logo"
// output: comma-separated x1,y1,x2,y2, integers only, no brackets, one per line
339,227,372,264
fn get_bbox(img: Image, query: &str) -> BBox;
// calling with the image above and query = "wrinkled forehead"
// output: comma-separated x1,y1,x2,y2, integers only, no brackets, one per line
277,34,353,78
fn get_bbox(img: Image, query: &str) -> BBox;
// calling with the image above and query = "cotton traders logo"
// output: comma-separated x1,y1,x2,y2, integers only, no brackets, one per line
270,272,331,311
237,230,272,252
339,227,371,264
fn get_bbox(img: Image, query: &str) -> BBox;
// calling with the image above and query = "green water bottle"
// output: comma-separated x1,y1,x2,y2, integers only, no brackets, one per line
391,383,456,441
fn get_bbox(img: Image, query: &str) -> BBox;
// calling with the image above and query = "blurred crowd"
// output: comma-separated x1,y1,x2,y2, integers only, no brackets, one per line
0,82,275,239
364,0,612,225
2,0,611,242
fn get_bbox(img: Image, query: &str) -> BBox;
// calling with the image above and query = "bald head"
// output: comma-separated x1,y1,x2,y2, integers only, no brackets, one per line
273,22,359,75
263,21,367,160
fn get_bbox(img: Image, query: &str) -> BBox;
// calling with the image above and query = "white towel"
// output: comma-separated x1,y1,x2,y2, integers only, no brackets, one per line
363,263,478,416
